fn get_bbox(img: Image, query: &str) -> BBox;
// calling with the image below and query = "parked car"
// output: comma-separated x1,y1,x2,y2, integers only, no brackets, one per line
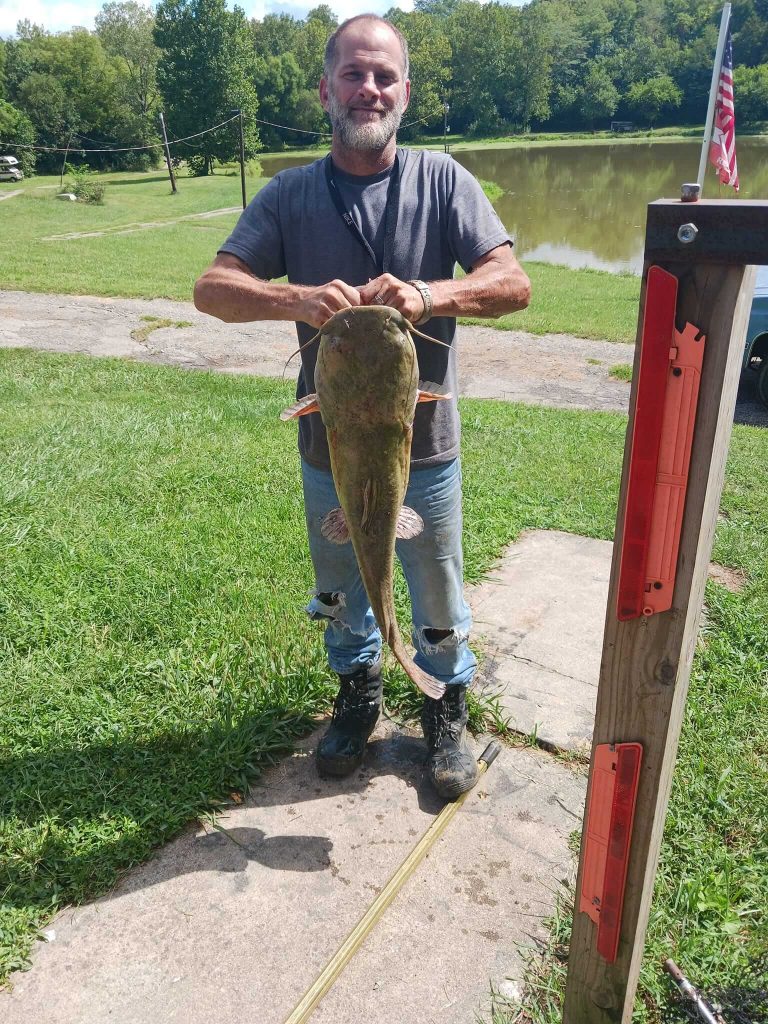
0,155,24,181
744,265,768,409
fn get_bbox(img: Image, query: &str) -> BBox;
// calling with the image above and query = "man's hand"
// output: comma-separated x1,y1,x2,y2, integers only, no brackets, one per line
298,279,363,328
358,274,425,324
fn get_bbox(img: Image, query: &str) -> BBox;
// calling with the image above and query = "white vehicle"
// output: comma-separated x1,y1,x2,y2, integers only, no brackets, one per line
0,155,24,182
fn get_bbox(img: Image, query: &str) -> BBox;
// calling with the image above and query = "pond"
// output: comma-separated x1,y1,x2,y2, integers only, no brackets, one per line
261,137,768,275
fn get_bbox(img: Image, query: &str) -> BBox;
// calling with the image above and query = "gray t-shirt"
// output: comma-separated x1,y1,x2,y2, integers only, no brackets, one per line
219,148,512,469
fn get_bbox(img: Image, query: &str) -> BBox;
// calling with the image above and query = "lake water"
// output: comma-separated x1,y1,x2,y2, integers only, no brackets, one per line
261,138,768,275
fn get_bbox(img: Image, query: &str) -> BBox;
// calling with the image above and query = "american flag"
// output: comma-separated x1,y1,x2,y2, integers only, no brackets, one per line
709,24,739,191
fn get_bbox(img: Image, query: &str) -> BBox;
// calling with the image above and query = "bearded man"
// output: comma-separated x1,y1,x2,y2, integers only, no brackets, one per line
194,14,531,799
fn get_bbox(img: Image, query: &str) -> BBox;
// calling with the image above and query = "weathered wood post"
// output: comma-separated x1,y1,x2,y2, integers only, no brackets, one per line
563,198,768,1024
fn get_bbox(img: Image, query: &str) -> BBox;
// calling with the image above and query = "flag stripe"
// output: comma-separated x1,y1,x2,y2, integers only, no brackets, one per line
709,21,739,191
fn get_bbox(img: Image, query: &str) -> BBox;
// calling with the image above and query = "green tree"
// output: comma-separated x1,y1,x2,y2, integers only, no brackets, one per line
96,1,160,118
252,52,304,149
252,13,301,62
625,73,682,126
579,61,620,129
0,99,36,174
154,0,260,175
733,63,768,124
294,5,337,88
387,9,451,138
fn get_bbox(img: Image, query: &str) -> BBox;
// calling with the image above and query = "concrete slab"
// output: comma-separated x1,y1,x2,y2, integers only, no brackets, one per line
4,723,586,1024
469,530,612,751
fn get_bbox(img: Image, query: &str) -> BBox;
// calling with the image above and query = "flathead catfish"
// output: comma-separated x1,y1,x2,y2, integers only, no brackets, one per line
281,305,451,700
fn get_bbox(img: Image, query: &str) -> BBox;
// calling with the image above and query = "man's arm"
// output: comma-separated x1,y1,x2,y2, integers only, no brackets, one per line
193,253,362,328
357,244,531,323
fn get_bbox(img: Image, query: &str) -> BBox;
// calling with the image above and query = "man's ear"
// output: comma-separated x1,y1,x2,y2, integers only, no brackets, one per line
319,76,329,112
404,79,411,110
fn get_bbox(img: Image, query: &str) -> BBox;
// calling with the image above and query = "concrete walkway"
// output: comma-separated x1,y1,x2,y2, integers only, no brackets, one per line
3,530,609,1024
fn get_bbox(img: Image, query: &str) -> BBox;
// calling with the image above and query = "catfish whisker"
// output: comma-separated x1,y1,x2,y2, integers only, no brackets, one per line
282,329,321,378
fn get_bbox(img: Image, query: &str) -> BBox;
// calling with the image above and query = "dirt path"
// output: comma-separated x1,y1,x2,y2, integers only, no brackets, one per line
1,289,765,423
41,206,242,242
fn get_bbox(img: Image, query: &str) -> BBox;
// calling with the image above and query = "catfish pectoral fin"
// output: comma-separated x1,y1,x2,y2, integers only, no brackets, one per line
396,506,424,540
320,507,350,544
417,382,452,404
280,393,320,420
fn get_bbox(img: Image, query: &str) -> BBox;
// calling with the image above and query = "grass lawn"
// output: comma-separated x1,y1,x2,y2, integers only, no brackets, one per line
1,350,766,1020
0,168,641,342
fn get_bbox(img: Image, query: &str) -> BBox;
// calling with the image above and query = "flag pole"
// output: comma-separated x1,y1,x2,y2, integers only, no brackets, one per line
696,2,732,193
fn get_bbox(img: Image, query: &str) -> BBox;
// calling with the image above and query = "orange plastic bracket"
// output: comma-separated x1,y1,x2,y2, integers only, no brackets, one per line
617,266,706,620
579,742,643,963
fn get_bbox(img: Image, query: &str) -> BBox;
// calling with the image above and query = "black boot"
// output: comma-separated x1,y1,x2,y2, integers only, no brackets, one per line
316,661,383,777
421,685,479,800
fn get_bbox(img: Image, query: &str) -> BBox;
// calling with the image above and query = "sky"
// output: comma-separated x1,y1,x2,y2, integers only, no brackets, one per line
0,0,417,38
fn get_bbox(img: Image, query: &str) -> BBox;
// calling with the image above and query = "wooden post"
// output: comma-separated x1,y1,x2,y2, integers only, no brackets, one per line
158,112,177,194
563,199,768,1024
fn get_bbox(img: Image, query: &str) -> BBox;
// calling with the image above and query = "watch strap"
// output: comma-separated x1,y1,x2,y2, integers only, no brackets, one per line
408,279,433,325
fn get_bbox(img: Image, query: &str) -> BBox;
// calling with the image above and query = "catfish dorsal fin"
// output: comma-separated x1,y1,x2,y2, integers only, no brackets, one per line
280,393,320,421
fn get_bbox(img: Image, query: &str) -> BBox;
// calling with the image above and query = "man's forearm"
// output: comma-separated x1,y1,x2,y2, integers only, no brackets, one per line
429,252,531,320
194,265,308,323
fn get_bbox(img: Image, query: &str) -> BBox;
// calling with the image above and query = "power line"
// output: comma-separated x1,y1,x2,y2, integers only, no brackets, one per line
2,107,442,154
1,115,240,153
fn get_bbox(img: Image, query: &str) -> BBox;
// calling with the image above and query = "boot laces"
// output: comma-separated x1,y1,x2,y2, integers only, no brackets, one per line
424,692,463,750
332,672,378,724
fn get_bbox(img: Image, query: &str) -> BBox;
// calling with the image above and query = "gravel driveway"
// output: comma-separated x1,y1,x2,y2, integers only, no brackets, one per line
1,290,765,424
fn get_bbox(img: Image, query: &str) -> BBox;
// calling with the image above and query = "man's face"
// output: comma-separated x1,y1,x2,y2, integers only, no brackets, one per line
320,22,410,153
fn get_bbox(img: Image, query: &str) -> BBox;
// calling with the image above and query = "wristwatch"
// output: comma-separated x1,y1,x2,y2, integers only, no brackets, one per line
408,280,433,325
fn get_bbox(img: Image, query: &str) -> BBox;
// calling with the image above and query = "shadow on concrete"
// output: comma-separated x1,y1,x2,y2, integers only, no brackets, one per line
2,716,443,914
112,826,335,898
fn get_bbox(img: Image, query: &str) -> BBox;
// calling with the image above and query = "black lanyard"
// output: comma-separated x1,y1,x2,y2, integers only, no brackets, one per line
324,152,401,276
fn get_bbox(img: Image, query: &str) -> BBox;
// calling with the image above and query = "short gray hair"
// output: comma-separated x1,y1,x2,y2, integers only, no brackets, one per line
323,15,409,80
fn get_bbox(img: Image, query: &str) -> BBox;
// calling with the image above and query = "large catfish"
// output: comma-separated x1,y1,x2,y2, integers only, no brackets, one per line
281,305,451,700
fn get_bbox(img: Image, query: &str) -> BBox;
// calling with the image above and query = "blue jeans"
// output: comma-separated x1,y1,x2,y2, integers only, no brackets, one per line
302,457,477,688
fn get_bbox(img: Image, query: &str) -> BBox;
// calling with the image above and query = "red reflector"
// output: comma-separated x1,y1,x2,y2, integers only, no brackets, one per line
579,742,643,963
617,266,677,620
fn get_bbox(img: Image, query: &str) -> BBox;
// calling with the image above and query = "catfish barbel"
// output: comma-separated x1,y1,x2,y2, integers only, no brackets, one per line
281,305,451,700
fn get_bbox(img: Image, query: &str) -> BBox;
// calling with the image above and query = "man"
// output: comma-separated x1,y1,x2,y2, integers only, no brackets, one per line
194,14,531,799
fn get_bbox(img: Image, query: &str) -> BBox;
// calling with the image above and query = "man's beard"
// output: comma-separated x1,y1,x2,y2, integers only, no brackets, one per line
326,88,406,152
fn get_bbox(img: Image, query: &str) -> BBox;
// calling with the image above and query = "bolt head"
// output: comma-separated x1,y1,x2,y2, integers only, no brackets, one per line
678,223,699,244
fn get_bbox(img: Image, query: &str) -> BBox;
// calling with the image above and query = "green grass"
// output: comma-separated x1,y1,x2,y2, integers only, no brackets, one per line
0,169,254,301
609,362,633,382
1,349,766,1018
0,168,641,342
487,426,768,1023
462,263,640,342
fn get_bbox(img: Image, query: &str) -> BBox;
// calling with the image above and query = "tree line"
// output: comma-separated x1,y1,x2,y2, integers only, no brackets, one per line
1,0,766,176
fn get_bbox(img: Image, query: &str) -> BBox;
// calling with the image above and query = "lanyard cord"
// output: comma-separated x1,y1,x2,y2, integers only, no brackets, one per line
324,151,401,276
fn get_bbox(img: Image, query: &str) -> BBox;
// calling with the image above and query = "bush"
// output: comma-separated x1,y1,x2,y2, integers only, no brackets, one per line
71,179,106,204
61,166,105,205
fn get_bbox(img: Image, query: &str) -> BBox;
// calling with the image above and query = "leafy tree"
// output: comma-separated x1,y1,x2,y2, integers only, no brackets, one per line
96,2,160,118
294,5,337,88
626,73,682,126
0,99,36,174
733,63,768,124
252,52,304,149
579,61,620,129
387,9,451,138
252,13,301,62
154,0,260,175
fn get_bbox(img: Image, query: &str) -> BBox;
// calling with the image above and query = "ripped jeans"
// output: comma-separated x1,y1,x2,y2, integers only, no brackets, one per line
302,457,477,688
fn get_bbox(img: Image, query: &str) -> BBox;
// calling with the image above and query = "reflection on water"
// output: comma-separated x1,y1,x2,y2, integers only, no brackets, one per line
261,139,768,275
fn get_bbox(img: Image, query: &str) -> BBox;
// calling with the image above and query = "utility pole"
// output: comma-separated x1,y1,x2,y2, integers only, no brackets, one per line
443,100,450,154
158,112,177,194
231,109,247,210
